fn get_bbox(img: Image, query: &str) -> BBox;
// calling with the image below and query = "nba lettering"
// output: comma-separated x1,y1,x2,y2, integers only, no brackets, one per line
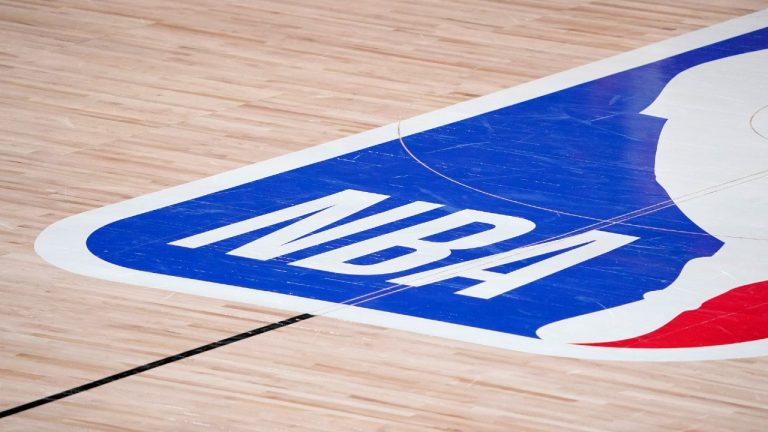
36,20,768,361
170,189,637,297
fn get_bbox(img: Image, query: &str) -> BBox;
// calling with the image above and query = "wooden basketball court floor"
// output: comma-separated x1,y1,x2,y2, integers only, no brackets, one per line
2,1,768,430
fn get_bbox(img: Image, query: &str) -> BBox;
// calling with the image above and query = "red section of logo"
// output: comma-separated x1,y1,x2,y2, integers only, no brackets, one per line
587,281,768,348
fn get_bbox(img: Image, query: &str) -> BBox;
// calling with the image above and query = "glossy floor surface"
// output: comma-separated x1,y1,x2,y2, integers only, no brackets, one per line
2,1,768,431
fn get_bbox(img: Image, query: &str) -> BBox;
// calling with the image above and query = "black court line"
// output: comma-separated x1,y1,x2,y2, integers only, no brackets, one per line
0,313,314,419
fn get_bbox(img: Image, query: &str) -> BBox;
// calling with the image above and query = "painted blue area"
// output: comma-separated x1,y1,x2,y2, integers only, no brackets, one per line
87,29,768,338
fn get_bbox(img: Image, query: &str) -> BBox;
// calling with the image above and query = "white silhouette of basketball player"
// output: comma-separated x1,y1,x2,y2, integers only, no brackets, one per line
538,49,768,344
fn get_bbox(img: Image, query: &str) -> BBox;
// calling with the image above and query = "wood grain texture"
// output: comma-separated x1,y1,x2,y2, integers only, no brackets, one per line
1,0,767,430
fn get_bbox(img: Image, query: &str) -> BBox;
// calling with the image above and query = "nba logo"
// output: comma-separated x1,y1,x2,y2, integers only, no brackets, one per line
36,15,768,361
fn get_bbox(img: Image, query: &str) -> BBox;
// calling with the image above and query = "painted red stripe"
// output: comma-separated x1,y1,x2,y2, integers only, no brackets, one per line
585,281,768,348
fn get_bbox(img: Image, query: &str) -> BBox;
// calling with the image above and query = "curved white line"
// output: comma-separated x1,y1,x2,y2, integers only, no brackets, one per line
397,121,768,240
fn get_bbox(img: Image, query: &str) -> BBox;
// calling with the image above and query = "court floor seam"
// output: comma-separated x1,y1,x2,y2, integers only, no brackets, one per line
0,313,315,419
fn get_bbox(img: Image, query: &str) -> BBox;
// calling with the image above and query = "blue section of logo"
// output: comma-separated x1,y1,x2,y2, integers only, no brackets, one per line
87,29,768,338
